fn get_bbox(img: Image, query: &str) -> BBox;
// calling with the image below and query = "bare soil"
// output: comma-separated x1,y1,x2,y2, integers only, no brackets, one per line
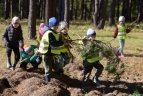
0,53,143,96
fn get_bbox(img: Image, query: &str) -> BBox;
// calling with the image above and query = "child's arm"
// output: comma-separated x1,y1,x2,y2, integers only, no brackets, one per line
31,44,38,49
126,27,132,34
113,28,118,39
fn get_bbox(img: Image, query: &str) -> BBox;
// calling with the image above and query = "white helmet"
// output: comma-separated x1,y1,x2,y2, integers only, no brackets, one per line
119,16,125,22
12,16,20,24
59,21,68,31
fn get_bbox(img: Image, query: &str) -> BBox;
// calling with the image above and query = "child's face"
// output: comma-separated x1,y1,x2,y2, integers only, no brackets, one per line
52,25,59,31
61,28,68,34
12,22,20,28
88,35,96,40
119,21,125,26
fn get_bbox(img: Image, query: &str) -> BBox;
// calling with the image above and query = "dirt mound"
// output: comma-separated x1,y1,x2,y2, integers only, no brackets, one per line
0,60,143,96
15,77,44,96
30,84,70,96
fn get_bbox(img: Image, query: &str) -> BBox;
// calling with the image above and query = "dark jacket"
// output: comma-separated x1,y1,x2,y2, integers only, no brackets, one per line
2,24,23,47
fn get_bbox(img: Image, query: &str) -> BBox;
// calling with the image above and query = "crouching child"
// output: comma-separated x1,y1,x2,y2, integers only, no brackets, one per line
20,44,42,70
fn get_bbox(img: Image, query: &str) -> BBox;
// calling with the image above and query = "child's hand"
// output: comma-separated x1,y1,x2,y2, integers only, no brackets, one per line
112,38,115,40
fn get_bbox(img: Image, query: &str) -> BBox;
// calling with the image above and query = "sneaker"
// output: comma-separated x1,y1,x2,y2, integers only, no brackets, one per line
93,77,101,85
10,66,15,71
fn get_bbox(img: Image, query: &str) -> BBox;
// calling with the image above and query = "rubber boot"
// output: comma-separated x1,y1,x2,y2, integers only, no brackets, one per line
93,76,101,85
45,74,50,84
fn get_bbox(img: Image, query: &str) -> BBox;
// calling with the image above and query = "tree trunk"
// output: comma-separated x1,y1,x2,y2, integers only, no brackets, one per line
64,0,70,27
28,0,36,39
74,0,79,20
84,2,87,20
80,0,84,20
97,0,107,29
19,0,24,18
122,0,130,22
109,0,116,26
70,0,74,20
45,0,49,25
137,0,143,23
45,0,57,25
58,0,64,21
88,0,93,20
116,0,120,21
93,0,99,27
4,0,10,19
23,0,29,18
10,0,12,18
42,0,45,20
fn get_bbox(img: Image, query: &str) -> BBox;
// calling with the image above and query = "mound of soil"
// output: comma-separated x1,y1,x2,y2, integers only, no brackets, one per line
0,61,143,96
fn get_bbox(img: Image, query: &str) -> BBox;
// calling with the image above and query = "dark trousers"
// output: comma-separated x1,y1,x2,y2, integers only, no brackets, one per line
43,53,64,75
6,45,20,68
20,61,40,70
82,60,104,82
61,52,70,66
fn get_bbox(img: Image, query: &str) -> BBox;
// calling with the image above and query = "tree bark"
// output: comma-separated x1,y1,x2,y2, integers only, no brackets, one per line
137,0,143,23
64,0,70,27
45,0,57,25
74,0,79,20
58,0,64,21
116,0,120,21
122,0,130,22
97,0,107,29
19,0,24,18
10,0,12,18
70,0,74,20
80,0,84,20
4,0,10,19
93,0,99,27
28,0,36,39
109,0,116,26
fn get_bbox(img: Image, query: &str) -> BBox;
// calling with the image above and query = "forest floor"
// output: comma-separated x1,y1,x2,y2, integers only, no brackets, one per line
0,51,143,96
0,21,143,96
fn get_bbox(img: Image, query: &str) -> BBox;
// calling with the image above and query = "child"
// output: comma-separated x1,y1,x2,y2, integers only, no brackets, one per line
113,16,131,57
38,17,65,83
80,28,104,85
59,21,73,65
2,16,24,70
20,44,42,70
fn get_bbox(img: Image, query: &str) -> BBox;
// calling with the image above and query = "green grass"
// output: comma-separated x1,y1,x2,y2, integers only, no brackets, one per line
0,20,143,68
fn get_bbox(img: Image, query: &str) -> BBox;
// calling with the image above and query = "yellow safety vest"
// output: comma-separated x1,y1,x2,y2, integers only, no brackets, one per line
117,25,127,39
80,40,100,63
38,30,61,54
59,33,71,53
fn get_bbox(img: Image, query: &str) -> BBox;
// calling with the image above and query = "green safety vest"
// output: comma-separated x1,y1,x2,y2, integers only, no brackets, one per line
81,40,100,63
38,30,61,54
117,25,127,39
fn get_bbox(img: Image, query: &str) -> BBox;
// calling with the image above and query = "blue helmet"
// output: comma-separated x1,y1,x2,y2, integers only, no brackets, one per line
48,17,59,28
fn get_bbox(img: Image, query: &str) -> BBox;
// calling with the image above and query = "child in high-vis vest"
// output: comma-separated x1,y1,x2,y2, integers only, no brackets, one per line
80,28,104,85
59,21,73,65
113,16,131,57
38,17,65,83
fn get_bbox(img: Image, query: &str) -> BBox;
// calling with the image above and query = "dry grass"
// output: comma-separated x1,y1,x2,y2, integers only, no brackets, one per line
0,20,143,72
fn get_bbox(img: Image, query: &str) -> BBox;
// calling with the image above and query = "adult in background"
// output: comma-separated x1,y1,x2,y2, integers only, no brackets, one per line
2,16,24,70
